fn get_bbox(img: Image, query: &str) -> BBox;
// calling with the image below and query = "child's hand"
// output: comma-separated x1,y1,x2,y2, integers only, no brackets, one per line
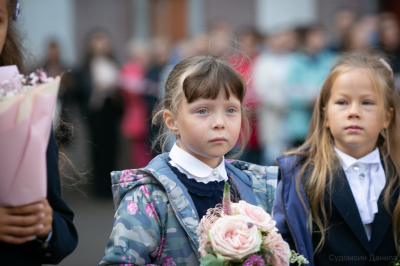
36,199,53,240
0,200,52,244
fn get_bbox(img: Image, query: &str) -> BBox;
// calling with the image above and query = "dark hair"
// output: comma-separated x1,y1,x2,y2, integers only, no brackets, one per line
0,0,26,73
82,28,117,70
153,54,250,158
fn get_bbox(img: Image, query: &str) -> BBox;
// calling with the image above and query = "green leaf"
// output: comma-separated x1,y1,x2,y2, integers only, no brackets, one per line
204,246,215,255
199,254,224,266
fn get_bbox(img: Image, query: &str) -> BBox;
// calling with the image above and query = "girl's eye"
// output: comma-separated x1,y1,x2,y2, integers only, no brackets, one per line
363,101,374,105
336,101,347,105
197,109,208,115
226,108,236,114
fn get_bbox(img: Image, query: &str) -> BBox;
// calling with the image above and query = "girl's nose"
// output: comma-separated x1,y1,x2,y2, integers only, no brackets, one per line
212,114,225,130
348,103,360,119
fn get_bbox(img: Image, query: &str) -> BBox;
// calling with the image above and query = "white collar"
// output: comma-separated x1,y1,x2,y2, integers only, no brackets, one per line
169,142,227,179
334,147,381,171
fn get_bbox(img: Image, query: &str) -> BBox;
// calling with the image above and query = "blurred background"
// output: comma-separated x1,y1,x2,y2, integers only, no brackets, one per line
14,0,400,265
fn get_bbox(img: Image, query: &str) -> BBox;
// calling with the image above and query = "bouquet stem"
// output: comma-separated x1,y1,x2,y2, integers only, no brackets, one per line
223,182,232,215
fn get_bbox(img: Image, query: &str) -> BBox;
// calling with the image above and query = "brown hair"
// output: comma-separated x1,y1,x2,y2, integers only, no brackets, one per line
285,50,400,252
0,0,27,74
152,54,250,157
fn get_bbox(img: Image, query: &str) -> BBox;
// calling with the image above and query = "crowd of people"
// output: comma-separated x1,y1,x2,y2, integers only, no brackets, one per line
45,10,400,197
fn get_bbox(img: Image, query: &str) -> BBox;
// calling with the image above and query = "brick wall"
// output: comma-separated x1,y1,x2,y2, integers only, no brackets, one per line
204,0,256,32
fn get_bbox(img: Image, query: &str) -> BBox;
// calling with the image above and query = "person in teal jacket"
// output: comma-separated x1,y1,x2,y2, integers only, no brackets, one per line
99,54,278,266
285,25,335,147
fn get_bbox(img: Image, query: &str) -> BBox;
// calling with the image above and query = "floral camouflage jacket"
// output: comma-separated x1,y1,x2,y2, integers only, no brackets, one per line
99,154,278,266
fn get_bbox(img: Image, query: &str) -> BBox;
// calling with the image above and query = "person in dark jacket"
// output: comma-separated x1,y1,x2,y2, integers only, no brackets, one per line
0,132,78,265
0,1,78,265
274,51,400,266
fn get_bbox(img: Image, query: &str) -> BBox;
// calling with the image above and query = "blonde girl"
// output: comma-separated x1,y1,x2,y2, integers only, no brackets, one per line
99,54,278,266
274,50,400,266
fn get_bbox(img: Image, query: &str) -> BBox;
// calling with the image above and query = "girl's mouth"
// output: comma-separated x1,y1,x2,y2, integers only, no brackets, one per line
346,125,362,132
210,137,227,143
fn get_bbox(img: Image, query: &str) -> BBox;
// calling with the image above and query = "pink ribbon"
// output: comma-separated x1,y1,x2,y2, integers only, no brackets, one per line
379,58,393,77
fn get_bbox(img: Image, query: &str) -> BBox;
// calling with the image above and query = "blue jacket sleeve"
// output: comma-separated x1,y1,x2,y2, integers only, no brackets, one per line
274,179,296,252
27,131,78,264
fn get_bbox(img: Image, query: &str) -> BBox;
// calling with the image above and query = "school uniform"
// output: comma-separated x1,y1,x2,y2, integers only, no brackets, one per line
167,143,234,220
274,148,398,266
0,132,78,266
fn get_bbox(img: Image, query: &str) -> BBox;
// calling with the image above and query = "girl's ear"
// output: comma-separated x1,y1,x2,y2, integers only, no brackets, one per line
163,110,179,136
383,107,394,129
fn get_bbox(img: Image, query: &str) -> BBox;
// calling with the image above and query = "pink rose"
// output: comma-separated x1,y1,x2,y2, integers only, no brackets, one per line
136,174,145,181
140,185,150,195
127,202,138,215
150,235,166,260
232,201,277,232
145,202,158,218
264,232,291,266
209,215,262,261
120,170,134,187
162,256,176,266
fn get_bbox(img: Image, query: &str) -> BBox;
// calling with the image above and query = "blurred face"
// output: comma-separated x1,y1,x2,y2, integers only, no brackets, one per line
381,20,400,48
305,29,326,52
325,70,391,159
0,0,9,55
240,34,257,56
167,92,242,168
269,31,291,53
193,33,209,55
48,44,59,62
90,33,111,56
335,10,356,35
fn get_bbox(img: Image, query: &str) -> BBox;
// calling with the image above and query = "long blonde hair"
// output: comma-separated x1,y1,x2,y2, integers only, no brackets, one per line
286,50,400,252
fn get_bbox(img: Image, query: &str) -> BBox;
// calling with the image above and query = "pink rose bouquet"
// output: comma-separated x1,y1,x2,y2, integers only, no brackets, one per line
0,67,60,207
196,183,309,266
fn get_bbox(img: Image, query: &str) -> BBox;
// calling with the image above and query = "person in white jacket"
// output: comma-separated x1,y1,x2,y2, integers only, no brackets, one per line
253,29,294,165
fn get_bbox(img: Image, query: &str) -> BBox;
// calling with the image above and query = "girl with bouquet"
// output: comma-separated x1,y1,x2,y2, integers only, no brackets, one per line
99,54,278,266
274,50,400,266
0,1,77,265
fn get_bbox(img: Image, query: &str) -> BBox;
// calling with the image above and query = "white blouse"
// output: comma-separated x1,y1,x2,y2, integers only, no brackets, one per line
169,142,228,184
334,147,386,241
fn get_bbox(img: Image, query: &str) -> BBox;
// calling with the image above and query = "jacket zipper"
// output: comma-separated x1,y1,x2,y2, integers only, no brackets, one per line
140,170,200,259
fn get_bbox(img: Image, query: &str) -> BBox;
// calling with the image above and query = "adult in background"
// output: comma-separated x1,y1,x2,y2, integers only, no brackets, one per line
285,25,335,148
74,29,121,198
253,28,295,165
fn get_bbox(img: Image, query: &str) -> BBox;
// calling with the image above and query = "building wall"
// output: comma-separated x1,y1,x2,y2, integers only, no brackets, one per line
150,0,187,42
204,0,256,32
74,0,132,66
18,0,76,67
256,0,317,34
317,0,378,42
